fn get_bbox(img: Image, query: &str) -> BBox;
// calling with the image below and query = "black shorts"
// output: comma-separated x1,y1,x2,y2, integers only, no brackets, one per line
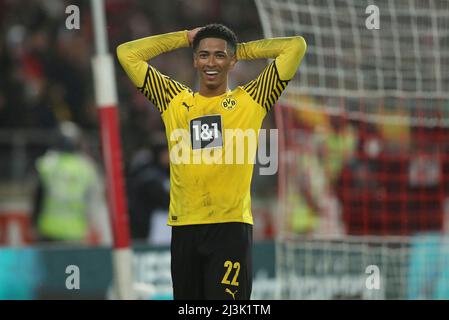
170,222,253,300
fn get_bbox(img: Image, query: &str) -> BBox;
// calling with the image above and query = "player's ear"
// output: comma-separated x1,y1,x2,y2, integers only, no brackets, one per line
193,52,198,68
229,54,237,69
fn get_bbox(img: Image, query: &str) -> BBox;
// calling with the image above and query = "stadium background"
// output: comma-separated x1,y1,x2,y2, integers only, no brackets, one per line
1,0,449,299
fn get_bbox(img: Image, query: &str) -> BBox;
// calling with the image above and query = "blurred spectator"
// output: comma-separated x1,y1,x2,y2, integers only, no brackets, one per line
127,140,170,245
337,123,386,235
31,121,111,244
321,114,357,184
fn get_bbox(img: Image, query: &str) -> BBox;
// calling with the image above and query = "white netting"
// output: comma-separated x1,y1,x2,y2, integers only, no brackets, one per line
256,0,449,100
275,235,449,299
256,0,449,127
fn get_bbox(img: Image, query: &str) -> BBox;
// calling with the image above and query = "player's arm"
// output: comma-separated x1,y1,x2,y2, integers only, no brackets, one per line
116,30,195,113
237,36,307,80
238,36,307,111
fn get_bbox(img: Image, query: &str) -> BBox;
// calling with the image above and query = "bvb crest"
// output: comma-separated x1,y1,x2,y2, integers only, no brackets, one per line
221,97,237,110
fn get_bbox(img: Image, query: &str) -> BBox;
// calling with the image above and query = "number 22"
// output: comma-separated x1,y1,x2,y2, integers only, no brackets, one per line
221,261,240,286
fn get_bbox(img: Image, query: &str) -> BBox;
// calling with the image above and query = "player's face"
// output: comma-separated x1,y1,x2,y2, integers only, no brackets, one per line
194,38,236,94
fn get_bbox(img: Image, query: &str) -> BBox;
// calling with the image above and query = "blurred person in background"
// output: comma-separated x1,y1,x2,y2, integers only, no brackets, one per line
127,141,170,245
31,121,111,245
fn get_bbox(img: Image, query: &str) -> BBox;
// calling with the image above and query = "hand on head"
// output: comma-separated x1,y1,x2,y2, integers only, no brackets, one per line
188,27,202,46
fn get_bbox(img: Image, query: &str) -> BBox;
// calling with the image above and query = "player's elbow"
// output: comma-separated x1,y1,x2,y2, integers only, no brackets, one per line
116,43,127,64
288,36,307,75
117,43,138,66
278,36,307,80
291,36,307,60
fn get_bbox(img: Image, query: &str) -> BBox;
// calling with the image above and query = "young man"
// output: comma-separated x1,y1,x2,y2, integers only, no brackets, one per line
117,24,306,299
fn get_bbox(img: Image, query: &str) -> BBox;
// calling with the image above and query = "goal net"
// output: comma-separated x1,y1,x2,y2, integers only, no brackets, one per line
255,0,449,299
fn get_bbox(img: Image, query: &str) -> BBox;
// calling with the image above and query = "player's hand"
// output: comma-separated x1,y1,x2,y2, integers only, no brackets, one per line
187,27,202,46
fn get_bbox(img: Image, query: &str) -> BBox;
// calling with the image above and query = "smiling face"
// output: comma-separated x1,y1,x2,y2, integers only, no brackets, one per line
193,37,237,97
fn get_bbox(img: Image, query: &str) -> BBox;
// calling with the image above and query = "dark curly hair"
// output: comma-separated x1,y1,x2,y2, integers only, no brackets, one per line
192,23,238,54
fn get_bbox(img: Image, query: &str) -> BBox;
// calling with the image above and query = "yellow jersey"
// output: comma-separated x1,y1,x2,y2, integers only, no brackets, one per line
117,30,306,226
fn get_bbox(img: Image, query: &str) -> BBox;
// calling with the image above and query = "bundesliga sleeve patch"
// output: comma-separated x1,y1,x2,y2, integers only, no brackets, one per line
190,115,223,150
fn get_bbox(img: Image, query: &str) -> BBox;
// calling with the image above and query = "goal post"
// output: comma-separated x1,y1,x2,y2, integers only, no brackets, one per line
90,0,134,300
255,0,449,299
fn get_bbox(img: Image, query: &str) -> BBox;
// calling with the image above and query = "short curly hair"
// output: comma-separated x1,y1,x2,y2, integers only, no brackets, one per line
192,23,238,54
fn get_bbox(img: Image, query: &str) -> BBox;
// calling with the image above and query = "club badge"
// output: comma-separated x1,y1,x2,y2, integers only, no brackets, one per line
221,97,237,110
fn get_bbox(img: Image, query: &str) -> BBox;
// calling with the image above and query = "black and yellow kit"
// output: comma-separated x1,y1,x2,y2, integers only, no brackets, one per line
117,30,306,299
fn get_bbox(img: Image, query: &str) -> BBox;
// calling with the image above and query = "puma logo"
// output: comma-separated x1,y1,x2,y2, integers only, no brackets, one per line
182,102,192,111
225,288,238,300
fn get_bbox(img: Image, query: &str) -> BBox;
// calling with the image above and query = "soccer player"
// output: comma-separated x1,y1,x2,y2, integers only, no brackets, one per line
117,24,306,299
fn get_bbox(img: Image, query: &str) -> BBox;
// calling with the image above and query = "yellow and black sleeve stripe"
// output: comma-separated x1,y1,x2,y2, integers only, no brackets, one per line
138,65,190,114
242,61,289,112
